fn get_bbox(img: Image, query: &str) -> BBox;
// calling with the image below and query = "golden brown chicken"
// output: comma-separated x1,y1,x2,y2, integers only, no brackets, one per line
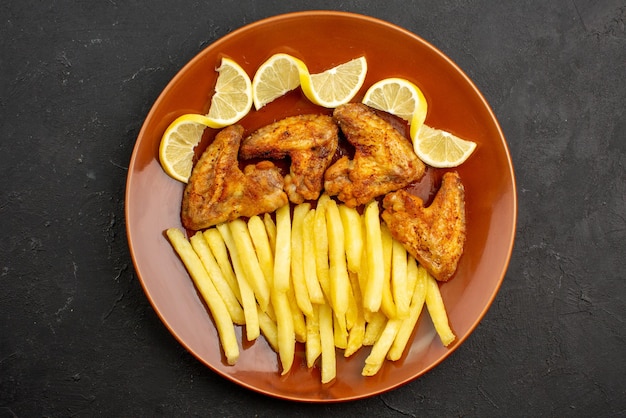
239,114,339,204
324,103,426,207
181,124,288,230
381,172,466,281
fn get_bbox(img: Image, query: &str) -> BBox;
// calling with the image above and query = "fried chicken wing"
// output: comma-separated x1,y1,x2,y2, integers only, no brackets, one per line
381,172,466,281
182,124,288,230
324,103,425,207
240,114,339,204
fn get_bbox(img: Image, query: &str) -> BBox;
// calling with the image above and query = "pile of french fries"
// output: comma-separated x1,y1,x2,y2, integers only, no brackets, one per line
166,195,455,383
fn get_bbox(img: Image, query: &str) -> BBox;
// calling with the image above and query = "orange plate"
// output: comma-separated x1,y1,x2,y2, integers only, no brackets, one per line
125,11,517,402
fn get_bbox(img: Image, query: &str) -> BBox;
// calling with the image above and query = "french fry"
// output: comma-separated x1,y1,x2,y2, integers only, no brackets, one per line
228,218,271,312
263,213,277,252
333,313,348,349
203,228,242,304
425,271,456,346
302,209,325,304
345,271,365,357
248,215,274,290
305,304,322,368
189,232,245,325
216,223,260,341
338,204,363,274
272,288,295,375
273,204,291,293
387,263,427,361
313,194,331,302
166,228,239,365
325,199,350,317
380,223,397,319
363,200,384,313
291,203,314,317
287,285,307,343
362,318,402,376
258,306,279,353
363,310,387,346
391,238,409,319
318,303,336,384
406,254,419,297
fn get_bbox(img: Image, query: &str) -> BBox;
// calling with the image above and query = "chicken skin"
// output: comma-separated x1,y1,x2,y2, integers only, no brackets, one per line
181,124,288,230
381,172,466,282
239,114,339,204
324,103,425,207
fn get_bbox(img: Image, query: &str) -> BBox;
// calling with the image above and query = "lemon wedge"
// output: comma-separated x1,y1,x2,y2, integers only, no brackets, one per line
252,53,305,109
362,77,428,139
206,57,253,126
299,56,367,108
159,114,216,183
412,124,477,168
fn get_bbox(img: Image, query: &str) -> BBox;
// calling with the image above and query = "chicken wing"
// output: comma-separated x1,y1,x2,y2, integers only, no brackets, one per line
323,103,425,208
381,172,466,281
239,114,339,204
182,124,288,230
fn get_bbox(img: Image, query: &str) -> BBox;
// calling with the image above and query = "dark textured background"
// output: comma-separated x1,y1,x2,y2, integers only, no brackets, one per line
1,1,625,416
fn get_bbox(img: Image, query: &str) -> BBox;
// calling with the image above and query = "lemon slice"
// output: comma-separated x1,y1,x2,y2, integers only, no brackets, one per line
362,77,428,138
159,114,216,183
300,56,367,108
252,53,305,109
412,124,477,168
206,57,253,126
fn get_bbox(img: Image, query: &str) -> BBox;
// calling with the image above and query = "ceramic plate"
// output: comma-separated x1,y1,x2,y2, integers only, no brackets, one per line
125,11,517,402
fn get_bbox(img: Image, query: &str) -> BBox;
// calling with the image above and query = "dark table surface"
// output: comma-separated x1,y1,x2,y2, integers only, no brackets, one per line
2,1,625,416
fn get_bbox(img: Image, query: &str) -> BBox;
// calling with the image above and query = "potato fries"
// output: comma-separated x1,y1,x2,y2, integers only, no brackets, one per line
363,201,384,313
166,228,239,365
425,271,456,346
216,223,260,341
166,194,458,381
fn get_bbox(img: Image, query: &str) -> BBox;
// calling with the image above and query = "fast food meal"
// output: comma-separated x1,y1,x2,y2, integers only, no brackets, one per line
161,54,477,382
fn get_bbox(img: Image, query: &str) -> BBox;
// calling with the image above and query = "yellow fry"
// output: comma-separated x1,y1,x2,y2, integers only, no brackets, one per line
362,318,402,376
391,239,409,319
319,303,336,384
189,232,245,325
258,305,279,353
380,223,397,319
287,285,307,343
203,228,241,304
291,203,313,317
406,255,420,297
216,223,260,341
228,218,271,312
166,228,239,365
325,199,350,316
272,289,295,375
248,215,274,290
273,204,291,293
313,194,331,302
363,201,384,313
333,313,348,349
305,304,322,368
263,213,277,253
302,209,325,304
363,310,387,346
345,271,365,357
338,204,363,274
425,271,456,346
387,264,427,361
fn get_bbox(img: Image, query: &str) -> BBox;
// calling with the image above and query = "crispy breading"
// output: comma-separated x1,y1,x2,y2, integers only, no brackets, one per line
324,103,425,207
181,125,288,230
240,114,339,204
381,172,466,281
